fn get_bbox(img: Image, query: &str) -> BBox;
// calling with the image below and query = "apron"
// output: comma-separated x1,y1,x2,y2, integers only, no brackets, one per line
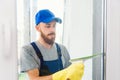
31,42,63,76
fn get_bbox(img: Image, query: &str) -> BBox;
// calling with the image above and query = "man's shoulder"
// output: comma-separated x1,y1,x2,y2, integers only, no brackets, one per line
22,43,32,49
55,43,67,50
21,43,34,52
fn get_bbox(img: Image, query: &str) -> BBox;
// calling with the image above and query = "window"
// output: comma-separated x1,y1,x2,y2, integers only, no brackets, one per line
17,0,105,80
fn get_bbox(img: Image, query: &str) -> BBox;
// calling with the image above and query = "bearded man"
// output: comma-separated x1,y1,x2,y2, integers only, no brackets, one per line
20,9,84,80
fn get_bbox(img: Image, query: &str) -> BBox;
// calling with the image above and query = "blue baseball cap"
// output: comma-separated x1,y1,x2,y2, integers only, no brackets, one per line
35,9,62,25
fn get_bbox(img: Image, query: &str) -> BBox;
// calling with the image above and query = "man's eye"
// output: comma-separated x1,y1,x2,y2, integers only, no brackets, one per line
53,25,56,28
46,26,50,28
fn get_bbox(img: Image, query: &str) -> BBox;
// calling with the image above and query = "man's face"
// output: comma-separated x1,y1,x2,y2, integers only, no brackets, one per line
37,20,56,45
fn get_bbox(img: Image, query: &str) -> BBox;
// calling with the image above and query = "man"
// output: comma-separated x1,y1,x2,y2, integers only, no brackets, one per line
20,9,84,80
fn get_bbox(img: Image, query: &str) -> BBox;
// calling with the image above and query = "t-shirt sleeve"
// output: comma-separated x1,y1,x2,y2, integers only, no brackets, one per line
20,45,39,72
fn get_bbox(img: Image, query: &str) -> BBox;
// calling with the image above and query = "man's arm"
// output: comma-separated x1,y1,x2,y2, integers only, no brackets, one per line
27,62,84,80
27,68,52,80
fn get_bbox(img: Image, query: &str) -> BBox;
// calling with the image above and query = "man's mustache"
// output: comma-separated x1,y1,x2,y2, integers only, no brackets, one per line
48,32,55,36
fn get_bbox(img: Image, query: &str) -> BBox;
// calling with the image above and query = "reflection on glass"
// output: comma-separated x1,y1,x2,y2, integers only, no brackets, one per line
17,0,104,80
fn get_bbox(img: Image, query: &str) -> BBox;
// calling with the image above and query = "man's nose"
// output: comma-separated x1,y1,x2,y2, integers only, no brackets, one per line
50,26,55,32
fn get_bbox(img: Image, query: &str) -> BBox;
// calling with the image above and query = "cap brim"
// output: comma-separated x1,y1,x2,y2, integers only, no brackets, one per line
43,17,62,24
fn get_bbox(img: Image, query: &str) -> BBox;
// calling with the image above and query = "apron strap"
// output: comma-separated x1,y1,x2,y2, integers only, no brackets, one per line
55,43,63,69
55,43,61,57
31,42,43,62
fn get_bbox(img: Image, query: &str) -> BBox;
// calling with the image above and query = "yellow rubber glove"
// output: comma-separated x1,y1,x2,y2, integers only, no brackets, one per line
52,61,84,80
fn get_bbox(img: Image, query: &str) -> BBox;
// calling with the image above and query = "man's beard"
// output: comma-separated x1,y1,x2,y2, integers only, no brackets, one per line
41,31,55,45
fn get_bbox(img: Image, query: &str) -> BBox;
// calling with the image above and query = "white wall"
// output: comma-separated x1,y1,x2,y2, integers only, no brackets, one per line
106,0,120,80
0,0,17,80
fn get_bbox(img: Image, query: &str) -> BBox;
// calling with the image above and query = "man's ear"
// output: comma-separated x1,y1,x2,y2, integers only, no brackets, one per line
35,25,41,32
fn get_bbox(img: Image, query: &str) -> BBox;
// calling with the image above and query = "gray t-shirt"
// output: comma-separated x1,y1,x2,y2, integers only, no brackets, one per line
20,41,71,72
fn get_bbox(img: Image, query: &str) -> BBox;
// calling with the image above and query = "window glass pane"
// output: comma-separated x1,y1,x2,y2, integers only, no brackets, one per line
17,0,104,80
